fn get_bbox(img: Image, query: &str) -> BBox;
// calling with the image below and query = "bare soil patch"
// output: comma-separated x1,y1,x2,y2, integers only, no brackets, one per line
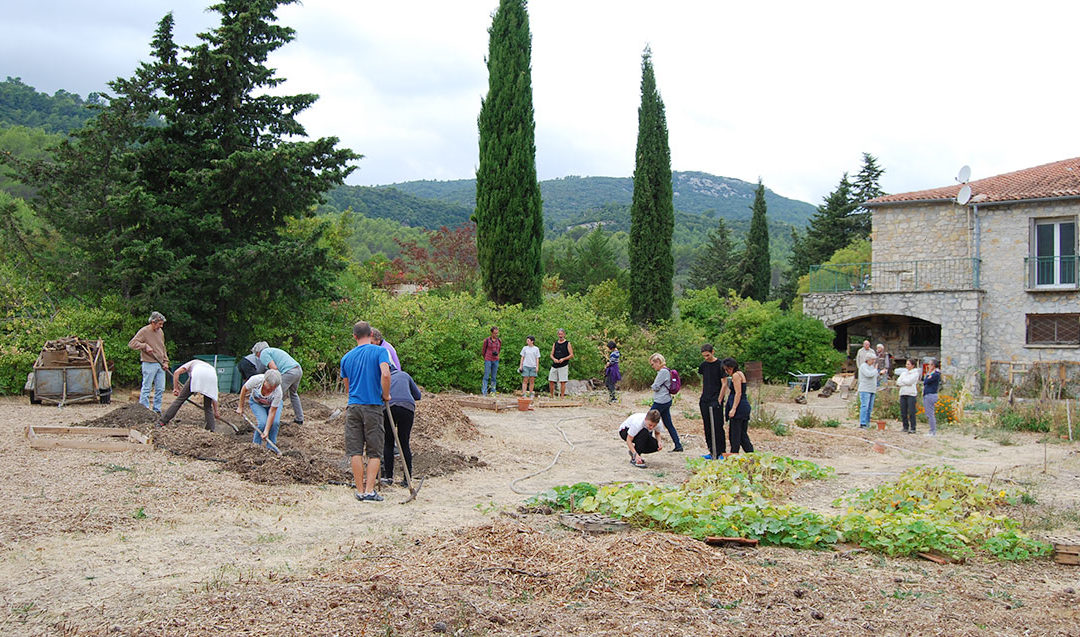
81,396,485,486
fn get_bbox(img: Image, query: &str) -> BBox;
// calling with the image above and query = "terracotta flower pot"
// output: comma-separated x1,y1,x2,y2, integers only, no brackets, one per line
517,397,532,411
876,420,886,431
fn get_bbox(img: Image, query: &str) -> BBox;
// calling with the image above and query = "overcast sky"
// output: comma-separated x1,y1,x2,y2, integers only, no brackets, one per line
3,0,1079,205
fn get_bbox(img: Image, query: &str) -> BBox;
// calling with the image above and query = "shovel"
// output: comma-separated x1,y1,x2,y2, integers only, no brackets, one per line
242,412,282,455
384,403,423,503
184,396,240,433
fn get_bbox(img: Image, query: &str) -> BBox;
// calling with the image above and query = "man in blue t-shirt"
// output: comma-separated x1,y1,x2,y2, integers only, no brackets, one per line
340,321,391,502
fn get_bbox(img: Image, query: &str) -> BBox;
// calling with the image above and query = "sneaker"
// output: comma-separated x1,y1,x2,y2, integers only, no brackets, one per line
924,432,936,437
293,419,303,426
379,477,393,486
398,479,409,488
156,421,166,428
630,458,647,468
701,454,713,460
355,491,384,502
670,446,684,453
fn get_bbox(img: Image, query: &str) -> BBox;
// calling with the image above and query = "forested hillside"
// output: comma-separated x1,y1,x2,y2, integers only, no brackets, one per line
0,77,100,134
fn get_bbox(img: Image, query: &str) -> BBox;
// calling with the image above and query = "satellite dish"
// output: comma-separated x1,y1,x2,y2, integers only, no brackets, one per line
957,165,971,183
956,184,972,205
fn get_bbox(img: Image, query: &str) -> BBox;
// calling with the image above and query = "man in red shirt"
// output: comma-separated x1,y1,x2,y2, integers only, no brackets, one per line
481,326,502,395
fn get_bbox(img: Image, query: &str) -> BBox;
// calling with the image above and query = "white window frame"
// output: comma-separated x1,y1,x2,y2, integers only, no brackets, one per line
1030,216,1077,289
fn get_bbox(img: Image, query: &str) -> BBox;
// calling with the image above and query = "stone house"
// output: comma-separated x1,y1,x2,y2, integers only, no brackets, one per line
803,157,1079,385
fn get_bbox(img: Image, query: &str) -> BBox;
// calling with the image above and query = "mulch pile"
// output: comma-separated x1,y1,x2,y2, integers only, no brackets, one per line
83,396,485,486
134,519,743,636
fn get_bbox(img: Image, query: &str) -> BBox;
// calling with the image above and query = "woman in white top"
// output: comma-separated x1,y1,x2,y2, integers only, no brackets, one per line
894,359,921,434
518,336,541,397
237,369,283,448
619,409,663,468
159,359,220,431
857,354,878,429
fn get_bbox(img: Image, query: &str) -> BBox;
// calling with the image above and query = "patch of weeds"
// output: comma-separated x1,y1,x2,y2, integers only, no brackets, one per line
758,559,778,567
682,410,699,420
255,533,285,544
652,470,666,478
823,419,841,428
512,589,535,604
771,422,790,436
131,507,148,520
474,501,498,515
102,464,133,474
712,598,741,610
749,404,782,429
793,410,823,428
882,589,922,600
11,601,41,623
987,589,1024,608
571,569,613,594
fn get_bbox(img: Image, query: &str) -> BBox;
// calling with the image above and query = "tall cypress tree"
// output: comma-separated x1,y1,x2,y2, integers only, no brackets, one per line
474,0,544,307
629,47,674,324
738,180,771,301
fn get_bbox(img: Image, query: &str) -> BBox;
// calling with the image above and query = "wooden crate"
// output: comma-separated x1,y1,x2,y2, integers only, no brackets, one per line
1047,536,1080,565
26,425,151,453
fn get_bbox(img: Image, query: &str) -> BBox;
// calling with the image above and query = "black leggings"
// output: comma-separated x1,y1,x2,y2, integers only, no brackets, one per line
382,405,414,480
900,395,917,431
620,427,659,454
728,416,753,453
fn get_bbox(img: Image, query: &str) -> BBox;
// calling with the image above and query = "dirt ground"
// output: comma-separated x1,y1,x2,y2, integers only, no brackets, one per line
1,386,1078,635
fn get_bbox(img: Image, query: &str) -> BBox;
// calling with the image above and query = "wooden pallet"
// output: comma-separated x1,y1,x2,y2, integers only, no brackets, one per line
26,425,151,452
453,397,518,412
559,512,630,533
1047,536,1080,565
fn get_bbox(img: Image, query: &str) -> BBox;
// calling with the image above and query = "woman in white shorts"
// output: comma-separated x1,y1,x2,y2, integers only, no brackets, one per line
518,335,541,397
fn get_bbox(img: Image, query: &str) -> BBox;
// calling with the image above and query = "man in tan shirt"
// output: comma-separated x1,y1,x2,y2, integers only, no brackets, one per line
128,311,169,413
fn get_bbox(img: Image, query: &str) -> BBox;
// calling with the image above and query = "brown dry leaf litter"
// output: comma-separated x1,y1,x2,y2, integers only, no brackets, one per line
130,518,1080,637
134,519,745,636
80,397,484,486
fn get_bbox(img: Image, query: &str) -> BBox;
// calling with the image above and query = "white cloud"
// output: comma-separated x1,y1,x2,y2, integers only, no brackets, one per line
3,0,1079,203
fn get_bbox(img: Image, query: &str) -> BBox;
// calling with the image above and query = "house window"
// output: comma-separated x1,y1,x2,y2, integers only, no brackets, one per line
1026,314,1080,345
1033,218,1076,287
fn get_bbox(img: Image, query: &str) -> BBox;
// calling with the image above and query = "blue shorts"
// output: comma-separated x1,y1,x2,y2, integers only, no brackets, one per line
522,366,537,377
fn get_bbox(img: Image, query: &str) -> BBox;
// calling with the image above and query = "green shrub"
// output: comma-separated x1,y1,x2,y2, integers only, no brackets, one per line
995,403,1052,433
823,418,841,428
749,404,782,429
741,312,844,382
678,287,727,339
793,410,823,428
710,293,782,362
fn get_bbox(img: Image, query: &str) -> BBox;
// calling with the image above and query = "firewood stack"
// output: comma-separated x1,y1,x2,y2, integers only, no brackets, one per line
38,337,103,366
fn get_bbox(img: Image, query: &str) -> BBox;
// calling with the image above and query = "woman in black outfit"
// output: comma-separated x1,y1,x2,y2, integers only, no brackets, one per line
719,357,754,453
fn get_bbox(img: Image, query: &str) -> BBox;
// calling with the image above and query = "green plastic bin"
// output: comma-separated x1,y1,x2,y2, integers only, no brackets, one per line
194,355,239,395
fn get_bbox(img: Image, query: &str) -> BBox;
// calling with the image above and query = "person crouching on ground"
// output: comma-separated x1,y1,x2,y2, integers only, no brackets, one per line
160,359,220,431
340,321,392,502
381,365,422,487
619,409,663,468
237,369,283,449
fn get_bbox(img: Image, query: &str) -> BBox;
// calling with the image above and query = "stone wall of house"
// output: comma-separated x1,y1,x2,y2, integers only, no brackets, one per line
803,290,982,374
977,200,1080,364
872,202,971,261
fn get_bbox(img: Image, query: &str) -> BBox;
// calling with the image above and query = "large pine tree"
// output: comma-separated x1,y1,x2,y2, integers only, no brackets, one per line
688,217,738,292
629,47,674,324
850,152,886,237
14,0,358,349
474,0,544,307
738,180,771,301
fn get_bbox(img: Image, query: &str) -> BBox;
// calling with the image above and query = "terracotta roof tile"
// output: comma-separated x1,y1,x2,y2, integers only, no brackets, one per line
868,157,1080,206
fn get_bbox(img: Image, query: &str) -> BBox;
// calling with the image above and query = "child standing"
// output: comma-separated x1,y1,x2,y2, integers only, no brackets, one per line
603,340,621,403
518,336,541,397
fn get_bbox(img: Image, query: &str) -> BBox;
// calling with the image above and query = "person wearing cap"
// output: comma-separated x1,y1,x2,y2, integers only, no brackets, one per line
252,342,304,426
159,359,220,431
237,369,284,449
128,311,169,413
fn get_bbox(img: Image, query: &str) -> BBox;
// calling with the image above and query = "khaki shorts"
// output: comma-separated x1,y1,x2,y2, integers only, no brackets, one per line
345,404,384,459
548,366,569,382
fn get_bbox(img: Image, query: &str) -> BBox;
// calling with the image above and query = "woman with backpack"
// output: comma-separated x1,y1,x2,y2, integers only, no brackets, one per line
718,357,754,453
648,353,684,452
